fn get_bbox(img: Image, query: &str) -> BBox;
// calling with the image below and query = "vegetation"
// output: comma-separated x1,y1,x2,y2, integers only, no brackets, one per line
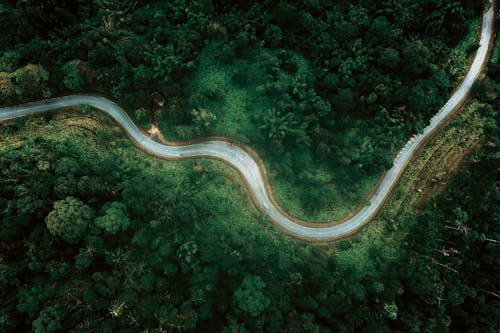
0,0,498,332
0,0,484,220
0,80,498,331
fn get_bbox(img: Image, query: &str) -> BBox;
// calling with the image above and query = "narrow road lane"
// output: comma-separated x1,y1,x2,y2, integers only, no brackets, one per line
0,2,495,241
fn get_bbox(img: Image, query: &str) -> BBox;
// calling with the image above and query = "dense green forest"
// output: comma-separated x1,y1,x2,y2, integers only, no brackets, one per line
0,0,499,332
0,0,486,220
0,71,499,332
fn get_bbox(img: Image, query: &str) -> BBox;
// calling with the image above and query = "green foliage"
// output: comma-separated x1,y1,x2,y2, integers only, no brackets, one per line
0,0,481,223
0,258,7,288
62,60,86,91
233,276,270,317
74,248,94,271
94,202,130,234
0,1,495,332
1,89,498,331
4,64,50,102
32,305,63,333
377,47,401,70
260,108,311,147
190,107,217,132
383,302,398,320
402,39,432,77
45,196,94,244
144,41,178,83
0,50,19,72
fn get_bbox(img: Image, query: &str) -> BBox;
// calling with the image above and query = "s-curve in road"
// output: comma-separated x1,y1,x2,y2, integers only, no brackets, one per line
0,1,495,242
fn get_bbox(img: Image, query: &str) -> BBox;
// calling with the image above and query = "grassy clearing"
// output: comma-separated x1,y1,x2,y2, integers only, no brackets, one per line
158,45,274,143
270,162,379,221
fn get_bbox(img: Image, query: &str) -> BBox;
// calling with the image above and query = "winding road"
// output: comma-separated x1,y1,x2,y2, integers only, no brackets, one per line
0,2,495,241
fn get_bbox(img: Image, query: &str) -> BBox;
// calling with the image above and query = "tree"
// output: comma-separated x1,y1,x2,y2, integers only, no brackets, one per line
62,60,86,91
0,0,490,331
9,64,50,102
271,3,303,31
0,258,7,289
377,47,400,70
233,276,270,317
191,107,217,133
74,247,94,271
45,196,94,244
402,39,432,77
144,41,179,83
32,305,63,333
94,202,130,234
382,302,398,320
331,88,355,114
365,16,392,46
0,72,14,102
263,24,283,48
260,108,311,147
0,50,19,72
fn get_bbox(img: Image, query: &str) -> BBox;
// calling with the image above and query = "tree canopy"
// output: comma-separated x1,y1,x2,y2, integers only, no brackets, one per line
0,0,497,332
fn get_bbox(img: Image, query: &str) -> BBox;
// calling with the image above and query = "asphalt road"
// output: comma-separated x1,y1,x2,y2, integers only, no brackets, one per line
0,2,495,241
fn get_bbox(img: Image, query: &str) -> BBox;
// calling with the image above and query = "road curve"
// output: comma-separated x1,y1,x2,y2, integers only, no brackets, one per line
0,2,495,241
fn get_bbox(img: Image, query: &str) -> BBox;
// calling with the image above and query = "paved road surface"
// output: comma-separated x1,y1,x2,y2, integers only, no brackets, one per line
0,2,495,241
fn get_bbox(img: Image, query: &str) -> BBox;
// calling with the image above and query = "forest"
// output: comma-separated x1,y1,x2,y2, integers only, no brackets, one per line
0,0,486,219
0,0,499,332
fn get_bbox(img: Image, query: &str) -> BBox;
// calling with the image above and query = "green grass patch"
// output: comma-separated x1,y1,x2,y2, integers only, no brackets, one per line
158,45,274,142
